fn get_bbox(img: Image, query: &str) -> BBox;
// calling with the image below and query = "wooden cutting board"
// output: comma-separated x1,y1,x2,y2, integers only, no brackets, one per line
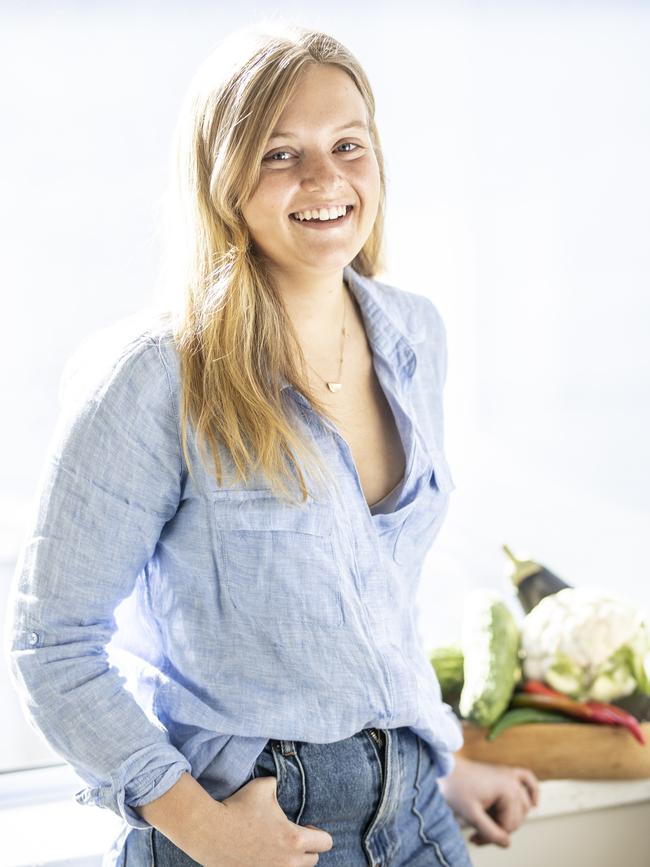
458,720,650,779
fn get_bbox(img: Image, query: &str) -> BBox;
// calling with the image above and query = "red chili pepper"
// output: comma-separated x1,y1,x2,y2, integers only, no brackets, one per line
521,680,646,743
584,701,646,745
514,685,646,745
522,680,568,699
513,692,597,721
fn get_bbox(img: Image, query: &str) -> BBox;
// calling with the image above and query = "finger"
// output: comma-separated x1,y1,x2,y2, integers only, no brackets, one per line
490,797,525,834
303,824,334,852
517,781,533,811
468,806,511,848
469,827,495,846
514,768,541,807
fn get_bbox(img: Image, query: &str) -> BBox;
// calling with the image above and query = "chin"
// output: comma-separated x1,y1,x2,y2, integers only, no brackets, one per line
302,253,357,272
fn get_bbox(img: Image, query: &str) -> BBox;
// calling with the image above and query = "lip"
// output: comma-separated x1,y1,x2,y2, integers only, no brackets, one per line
289,204,354,229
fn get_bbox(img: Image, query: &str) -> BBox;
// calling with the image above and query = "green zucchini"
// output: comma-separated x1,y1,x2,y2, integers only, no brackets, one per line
459,589,522,727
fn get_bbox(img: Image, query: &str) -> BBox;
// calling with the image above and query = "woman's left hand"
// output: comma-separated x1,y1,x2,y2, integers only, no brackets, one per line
437,756,540,848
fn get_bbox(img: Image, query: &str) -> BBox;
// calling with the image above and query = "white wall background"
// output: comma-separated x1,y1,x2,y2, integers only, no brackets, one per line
1,0,648,770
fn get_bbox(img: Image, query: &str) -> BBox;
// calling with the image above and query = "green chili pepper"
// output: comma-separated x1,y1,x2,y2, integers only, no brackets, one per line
486,707,579,741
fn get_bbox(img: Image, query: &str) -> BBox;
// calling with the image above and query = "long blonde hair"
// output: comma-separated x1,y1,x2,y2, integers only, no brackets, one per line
158,22,387,505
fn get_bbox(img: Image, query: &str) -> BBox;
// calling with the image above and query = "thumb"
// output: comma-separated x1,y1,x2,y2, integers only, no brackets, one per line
258,775,278,801
468,808,510,848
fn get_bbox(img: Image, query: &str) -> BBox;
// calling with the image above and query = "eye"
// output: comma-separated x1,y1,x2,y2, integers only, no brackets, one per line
262,141,363,163
264,150,294,162
337,142,360,153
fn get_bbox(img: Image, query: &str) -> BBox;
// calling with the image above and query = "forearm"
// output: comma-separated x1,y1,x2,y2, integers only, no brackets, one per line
134,771,227,854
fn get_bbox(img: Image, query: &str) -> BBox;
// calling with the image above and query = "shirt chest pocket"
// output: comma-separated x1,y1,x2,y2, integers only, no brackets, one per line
213,492,344,629
393,451,456,565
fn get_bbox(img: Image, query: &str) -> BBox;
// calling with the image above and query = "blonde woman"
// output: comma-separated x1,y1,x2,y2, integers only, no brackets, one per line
7,22,539,867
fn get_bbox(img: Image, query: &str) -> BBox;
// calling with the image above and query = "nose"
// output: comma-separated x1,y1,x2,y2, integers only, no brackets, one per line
300,151,344,194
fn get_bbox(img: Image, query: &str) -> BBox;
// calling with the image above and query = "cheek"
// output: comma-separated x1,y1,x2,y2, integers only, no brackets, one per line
352,155,380,203
242,196,268,235
358,161,381,221
242,179,286,232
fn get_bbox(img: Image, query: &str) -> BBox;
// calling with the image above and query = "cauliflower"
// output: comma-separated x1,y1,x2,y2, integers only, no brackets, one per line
520,586,650,702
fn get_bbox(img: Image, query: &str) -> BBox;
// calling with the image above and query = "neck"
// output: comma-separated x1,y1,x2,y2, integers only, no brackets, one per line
271,266,349,347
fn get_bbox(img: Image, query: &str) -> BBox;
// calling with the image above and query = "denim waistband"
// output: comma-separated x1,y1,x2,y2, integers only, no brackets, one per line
271,727,384,757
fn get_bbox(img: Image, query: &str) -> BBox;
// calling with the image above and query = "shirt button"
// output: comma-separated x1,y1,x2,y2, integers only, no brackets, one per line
28,631,39,645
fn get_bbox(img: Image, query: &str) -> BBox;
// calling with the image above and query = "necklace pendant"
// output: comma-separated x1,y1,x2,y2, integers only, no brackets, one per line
327,381,342,393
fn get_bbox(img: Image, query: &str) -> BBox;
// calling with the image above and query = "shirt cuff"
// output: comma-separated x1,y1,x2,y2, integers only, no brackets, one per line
74,748,193,829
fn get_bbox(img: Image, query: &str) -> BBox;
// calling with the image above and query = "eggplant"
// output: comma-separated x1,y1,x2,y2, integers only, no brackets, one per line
503,544,572,614
611,691,650,723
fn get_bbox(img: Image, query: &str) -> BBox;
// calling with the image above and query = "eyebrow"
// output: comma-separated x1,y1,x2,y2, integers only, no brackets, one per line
267,120,369,142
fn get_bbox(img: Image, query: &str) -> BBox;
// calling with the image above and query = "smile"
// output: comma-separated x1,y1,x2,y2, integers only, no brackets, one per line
289,205,354,228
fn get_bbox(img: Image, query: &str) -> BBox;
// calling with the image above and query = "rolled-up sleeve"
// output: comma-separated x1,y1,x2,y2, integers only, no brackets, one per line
5,333,192,828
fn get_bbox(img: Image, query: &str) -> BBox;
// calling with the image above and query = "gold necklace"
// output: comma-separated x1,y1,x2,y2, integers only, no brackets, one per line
304,281,348,393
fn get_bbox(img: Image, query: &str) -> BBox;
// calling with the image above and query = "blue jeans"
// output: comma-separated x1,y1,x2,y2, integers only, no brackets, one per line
152,726,474,866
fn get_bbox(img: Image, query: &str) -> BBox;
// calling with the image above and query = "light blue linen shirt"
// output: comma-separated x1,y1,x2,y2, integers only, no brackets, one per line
6,264,463,865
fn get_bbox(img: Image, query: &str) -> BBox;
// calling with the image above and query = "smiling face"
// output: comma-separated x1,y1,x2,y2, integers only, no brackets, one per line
241,63,381,282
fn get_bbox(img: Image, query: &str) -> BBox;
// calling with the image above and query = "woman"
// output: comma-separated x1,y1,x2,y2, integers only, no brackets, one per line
7,22,539,867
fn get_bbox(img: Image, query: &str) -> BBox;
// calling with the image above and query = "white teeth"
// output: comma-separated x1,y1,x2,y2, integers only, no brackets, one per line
292,205,349,221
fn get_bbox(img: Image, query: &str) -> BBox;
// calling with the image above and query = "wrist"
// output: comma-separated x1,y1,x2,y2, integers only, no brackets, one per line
442,752,468,779
135,772,225,851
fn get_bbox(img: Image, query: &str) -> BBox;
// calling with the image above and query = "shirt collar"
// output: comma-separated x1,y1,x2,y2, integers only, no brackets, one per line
280,264,419,392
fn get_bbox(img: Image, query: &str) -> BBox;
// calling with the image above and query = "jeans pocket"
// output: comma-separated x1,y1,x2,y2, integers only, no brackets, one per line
253,741,305,825
151,827,200,866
